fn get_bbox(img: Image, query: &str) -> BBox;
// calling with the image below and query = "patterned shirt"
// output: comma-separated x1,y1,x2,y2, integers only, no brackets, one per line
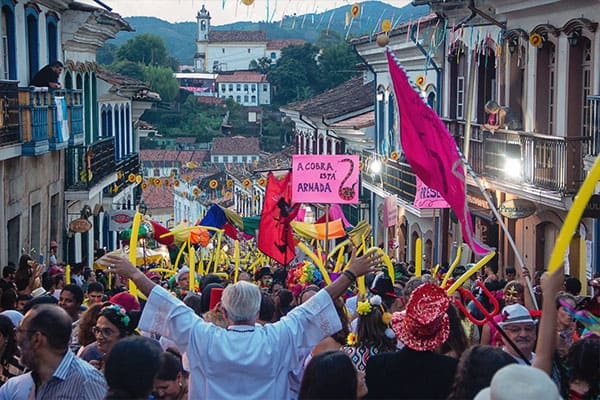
0,349,106,400
0,355,24,387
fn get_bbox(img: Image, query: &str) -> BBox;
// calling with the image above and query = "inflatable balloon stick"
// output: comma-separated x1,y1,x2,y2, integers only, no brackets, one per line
446,250,496,295
65,264,71,284
548,154,600,274
234,240,240,283
128,212,143,295
188,238,195,293
441,245,463,288
415,238,422,277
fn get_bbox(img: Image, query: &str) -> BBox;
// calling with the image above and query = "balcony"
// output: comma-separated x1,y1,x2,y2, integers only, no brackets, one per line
361,151,417,204
446,120,588,195
65,137,116,198
0,80,20,160
104,153,141,197
19,87,84,156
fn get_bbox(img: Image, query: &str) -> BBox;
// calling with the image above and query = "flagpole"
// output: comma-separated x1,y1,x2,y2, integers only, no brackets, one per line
324,204,330,256
458,148,539,310
460,45,478,247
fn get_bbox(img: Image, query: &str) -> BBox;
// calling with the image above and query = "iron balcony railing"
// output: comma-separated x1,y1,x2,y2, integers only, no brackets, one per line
445,120,588,194
360,150,417,204
104,153,141,196
66,137,116,191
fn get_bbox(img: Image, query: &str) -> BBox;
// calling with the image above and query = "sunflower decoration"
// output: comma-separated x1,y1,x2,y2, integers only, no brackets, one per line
135,175,143,184
209,180,218,189
253,194,259,201
127,173,136,183
390,151,399,161
350,3,360,18
141,182,148,191
169,170,176,178
346,332,357,346
192,187,201,197
529,33,543,48
415,75,426,88
257,177,267,187
182,191,188,199
154,178,162,187
173,179,180,187
241,0,254,5
381,19,391,33
242,178,252,188
163,178,170,187
224,191,232,199
226,179,233,188
184,175,191,183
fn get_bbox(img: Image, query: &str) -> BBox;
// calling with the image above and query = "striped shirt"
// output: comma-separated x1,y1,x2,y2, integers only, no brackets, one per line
0,349,106,400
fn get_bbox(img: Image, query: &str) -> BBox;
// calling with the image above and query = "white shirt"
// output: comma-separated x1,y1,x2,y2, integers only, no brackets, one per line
139,286,340,400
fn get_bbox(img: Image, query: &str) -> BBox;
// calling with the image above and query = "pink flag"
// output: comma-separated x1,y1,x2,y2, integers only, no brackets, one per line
386,49,490,255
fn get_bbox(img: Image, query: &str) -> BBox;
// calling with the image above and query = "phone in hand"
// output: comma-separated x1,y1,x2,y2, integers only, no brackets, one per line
38,255,44,264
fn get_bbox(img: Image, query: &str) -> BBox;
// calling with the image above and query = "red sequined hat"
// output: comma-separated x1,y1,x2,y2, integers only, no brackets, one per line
394,283,450,351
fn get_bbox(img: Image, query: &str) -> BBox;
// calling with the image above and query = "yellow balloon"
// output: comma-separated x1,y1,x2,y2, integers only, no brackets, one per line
548,154,600,274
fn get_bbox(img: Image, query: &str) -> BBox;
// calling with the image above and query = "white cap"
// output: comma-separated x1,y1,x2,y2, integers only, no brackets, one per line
474,364,562,400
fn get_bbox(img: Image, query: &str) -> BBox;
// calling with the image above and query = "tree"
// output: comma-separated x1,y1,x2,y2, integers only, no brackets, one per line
249,57,272,74
109,61,145,81
97,43,117,66
143,65,180,103
318,42,361,90
116,34,171,68
267,43,320,105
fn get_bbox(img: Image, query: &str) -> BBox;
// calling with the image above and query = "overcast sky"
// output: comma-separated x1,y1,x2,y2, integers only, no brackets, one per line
108,0,412,24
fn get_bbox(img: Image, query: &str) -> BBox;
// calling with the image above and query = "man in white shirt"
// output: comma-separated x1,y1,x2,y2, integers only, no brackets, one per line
101,248,381,399
498,303,536,365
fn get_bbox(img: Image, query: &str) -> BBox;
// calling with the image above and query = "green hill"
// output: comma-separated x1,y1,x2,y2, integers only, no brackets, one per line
107,1,429,64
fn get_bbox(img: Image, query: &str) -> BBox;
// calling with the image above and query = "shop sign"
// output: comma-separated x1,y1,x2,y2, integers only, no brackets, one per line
108,210,135,231
69,218,92,233
499,199,537,219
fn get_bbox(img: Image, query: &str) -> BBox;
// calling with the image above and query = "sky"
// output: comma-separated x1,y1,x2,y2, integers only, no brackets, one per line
107,0,412,25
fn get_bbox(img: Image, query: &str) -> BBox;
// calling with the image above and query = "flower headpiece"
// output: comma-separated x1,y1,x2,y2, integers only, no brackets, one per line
347,295,396,345
102,304,131,327
286,261,324,297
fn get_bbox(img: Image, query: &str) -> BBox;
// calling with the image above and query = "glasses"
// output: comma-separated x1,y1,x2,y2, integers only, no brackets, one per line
92,326,116,337
504,325,535,334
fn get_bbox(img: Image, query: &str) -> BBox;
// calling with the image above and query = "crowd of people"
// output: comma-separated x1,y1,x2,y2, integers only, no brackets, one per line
0,242,596,399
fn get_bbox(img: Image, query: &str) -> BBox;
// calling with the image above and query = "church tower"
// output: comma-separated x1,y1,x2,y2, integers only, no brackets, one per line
194,4,210,72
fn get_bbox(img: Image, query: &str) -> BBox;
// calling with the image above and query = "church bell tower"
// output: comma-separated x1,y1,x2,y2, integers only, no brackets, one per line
194,4,210,72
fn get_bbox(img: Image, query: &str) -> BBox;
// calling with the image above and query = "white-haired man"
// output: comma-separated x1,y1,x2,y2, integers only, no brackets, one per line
101,248,381,399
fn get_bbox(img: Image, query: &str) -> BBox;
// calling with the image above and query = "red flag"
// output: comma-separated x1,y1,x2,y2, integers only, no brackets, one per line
258,172,299,265
386,49,489,255
149,220,174,246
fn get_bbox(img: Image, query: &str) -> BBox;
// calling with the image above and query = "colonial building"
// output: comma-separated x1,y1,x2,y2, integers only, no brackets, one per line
210,136,260,165
0,0,133,268
350,0,599,285
216,71,270,106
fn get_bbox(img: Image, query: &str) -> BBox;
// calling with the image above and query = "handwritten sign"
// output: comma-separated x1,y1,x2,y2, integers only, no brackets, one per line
292,155,359,204
414,177,450,209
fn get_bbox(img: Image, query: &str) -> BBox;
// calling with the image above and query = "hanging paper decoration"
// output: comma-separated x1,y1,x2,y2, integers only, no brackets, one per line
241,0,254,5
257,177,267,187
173,179,180,187
141,182,148,191
242,178,252,188
226,179,233,188
351,3,360,18
382,19,392,33
193,187,201,197
529,32,543,47
209,180,218,189
415,75,426,88
127,173,136,183
135,175,143,184
390,151,399,161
